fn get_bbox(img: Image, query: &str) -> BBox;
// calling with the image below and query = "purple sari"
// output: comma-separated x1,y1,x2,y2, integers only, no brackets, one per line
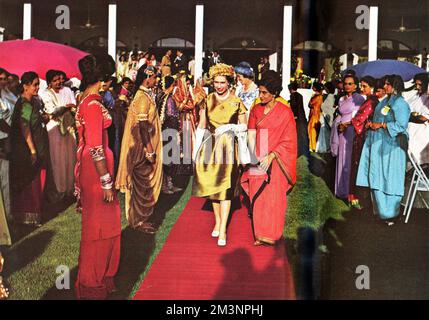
330,93,365,199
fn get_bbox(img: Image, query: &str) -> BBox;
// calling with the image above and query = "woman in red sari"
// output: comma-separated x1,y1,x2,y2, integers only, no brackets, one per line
74,54,121,299
241,71,297,245
348,76,378,209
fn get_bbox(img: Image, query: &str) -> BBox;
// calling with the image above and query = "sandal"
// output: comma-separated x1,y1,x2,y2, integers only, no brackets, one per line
254,239,274,246
351,199,364,210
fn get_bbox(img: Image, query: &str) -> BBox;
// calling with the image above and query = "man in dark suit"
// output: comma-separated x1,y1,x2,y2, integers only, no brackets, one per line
207,50,222,69
173,49,188,75
288,82,309,157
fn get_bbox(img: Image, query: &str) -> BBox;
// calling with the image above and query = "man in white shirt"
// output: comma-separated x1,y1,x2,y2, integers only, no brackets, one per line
39,70,77,197
0,68,17,221
407,73,429,165
188,56,195,78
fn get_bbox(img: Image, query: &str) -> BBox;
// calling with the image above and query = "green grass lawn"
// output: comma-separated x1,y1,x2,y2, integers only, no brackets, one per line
3,177,192,300
285,156,349,240
2,155,348,300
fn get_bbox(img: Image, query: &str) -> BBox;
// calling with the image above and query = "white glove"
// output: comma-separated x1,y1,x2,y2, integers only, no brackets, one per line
214,124,234,136
231,123,247,133
193,127,207,162
236,131,251,164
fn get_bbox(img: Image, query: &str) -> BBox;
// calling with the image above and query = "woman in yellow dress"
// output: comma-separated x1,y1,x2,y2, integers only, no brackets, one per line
193,64,247,246
307,82,324,152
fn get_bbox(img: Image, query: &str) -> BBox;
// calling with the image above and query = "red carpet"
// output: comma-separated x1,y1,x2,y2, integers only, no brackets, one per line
133,196,296,300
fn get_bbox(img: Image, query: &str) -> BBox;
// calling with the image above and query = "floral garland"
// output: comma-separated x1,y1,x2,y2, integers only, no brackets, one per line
159,92,169,125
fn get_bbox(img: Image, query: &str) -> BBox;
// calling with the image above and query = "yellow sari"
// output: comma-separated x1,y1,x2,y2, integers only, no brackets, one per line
115,87,163,228
193,93,247,200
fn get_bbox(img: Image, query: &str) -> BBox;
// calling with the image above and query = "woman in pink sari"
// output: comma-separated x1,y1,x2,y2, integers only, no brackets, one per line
241,71,297,245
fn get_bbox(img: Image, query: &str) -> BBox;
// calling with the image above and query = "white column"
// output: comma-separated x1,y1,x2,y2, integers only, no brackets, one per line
282,6,293,95
194,4,204,84
0,27,4,42
108,4,117,60
23,3,32,40
368,6,378,61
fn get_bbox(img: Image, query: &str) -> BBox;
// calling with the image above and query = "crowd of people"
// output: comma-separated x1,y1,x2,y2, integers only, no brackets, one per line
293,70,428,226
1,46,428,299
0,49,294,299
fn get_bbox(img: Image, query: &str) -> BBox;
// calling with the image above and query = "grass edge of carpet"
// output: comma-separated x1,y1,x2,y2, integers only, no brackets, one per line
128,181,192,299
284,156,349,240
4,180,192,300
5,154,345,299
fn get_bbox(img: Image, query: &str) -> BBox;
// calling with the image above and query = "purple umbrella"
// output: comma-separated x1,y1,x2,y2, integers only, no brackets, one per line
342,59,425,81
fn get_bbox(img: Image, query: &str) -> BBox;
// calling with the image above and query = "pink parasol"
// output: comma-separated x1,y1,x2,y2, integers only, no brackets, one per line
0,38,89,80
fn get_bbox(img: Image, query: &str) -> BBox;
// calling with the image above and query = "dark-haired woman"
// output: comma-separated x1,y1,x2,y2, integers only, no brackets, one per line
74,54,121,299
116,65,163,233
307,83,323,152
316,82,336,153
10,72,49,225
330,75,365,200
348,76,378,209
357,75,411,225
241,70,297,245
156,75,182,194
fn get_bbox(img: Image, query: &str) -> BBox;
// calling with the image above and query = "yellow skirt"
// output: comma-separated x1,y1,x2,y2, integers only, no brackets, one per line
193,132,240,200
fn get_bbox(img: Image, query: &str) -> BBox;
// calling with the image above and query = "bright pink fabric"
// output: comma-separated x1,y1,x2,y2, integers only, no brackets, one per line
242,102,297,242
0,39,88,79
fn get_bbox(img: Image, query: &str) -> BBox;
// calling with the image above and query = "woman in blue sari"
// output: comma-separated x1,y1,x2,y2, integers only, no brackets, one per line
356,75,410,225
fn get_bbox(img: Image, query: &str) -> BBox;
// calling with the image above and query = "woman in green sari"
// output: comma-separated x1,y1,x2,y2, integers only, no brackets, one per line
10,72,50,225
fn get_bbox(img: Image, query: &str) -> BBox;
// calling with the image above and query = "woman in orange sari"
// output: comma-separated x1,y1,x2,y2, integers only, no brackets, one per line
241,71,297,245
173,74,196,176
307,82,323,152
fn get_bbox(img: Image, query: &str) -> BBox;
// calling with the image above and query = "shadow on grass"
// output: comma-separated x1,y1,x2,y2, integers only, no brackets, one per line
3,230,54,278
8,199,76,246
41,268,78,300
308,153,336,194
42,175,191,300
111,175,191,300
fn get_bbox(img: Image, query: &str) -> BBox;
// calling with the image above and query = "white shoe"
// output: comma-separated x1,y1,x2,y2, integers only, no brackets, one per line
211,230,219,238
217,237,227,246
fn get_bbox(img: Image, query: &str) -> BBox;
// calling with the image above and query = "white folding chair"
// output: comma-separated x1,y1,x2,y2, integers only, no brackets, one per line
403,150,429,223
